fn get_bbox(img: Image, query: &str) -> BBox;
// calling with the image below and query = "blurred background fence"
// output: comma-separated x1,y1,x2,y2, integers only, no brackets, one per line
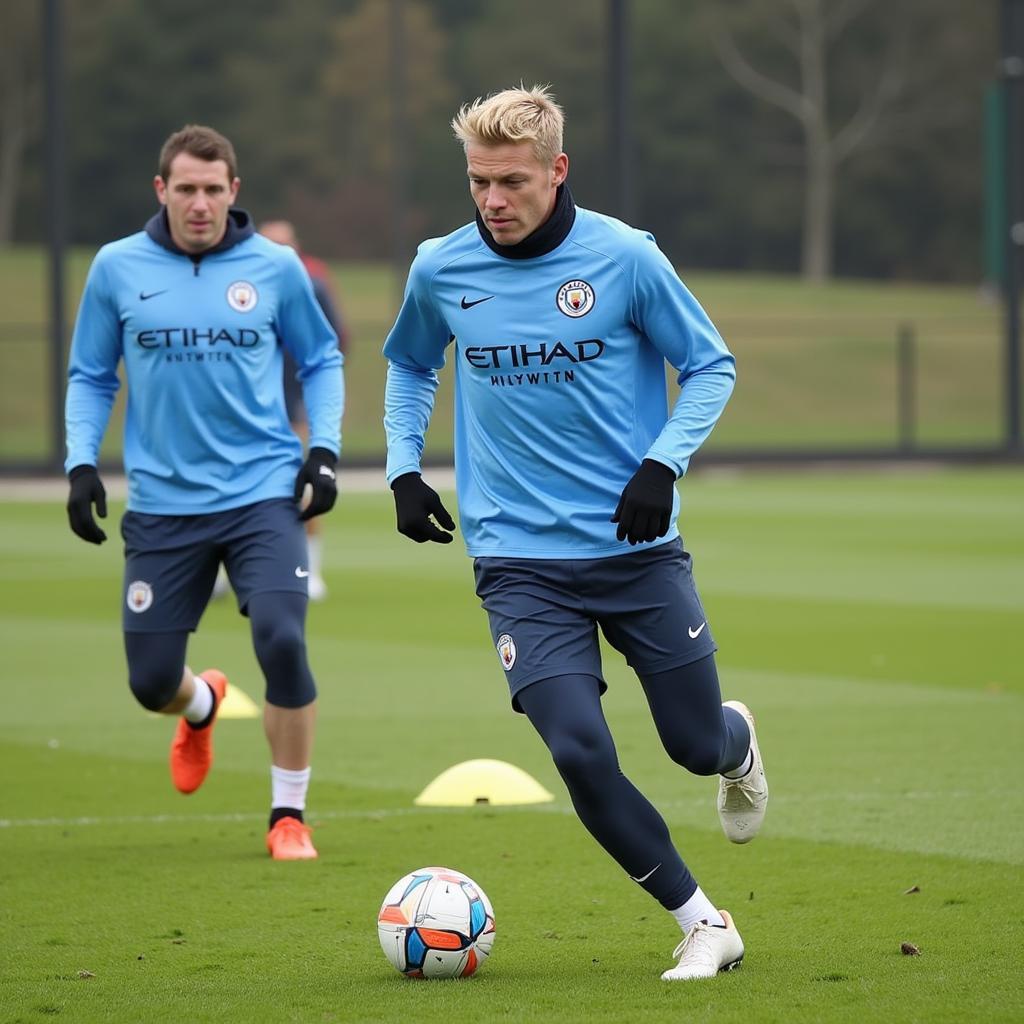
1,0,1021,472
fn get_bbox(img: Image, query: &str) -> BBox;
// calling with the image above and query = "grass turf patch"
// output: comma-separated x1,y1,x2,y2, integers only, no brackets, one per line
1,468,1021,1021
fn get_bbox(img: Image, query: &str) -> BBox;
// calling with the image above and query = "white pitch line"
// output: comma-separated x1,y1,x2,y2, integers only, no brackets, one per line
0,803,573,829
0,789,983,830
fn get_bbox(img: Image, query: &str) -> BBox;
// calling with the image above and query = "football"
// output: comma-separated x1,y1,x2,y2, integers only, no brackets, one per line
377,866,495,979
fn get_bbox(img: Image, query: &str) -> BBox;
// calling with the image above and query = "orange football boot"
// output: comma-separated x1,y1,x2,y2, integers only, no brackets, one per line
169,669,227,794
266,817,319,860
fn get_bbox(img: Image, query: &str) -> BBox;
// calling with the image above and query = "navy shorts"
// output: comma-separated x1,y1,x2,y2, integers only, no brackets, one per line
473,538,717,712
121,497,309,633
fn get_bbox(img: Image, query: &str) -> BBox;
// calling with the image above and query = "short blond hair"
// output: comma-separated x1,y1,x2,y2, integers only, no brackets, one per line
452,85,564,166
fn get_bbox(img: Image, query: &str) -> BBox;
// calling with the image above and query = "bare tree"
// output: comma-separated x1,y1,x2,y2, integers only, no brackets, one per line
0,3,42,245
712,0,905,281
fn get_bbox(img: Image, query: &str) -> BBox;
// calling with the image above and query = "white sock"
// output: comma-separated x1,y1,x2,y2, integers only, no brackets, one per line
668,886,726,933
271,765,311,811
307,535,323,578
722,748,753,779
182,677,214,723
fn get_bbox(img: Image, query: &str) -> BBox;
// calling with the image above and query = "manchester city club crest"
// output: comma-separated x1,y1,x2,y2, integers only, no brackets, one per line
126,580,154,613
556,279,595,318
496,633,517,671
226,280,258,312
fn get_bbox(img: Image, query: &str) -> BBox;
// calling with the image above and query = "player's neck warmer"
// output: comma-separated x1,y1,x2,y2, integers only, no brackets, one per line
144,207,255,260
475,183,576,260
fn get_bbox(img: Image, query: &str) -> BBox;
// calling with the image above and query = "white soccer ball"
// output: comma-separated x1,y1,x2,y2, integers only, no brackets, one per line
377,866,495,979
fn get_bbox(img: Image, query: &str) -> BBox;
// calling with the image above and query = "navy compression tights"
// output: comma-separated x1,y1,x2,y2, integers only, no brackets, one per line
124,592,316,711
516,655,750,910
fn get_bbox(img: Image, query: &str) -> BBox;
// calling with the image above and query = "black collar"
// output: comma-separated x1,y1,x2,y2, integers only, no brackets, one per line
475,183,576,260
144,207,254,258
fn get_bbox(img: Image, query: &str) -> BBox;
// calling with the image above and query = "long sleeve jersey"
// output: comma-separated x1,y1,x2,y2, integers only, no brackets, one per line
383,192,735,559
66,208,344,514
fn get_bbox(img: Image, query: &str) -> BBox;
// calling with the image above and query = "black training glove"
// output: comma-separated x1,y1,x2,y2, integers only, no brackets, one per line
294,447,338,521
610,458,676,545
391,472,456,544
67,464,108,544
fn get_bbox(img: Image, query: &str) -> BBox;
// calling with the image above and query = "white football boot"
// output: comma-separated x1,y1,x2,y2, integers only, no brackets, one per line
661,910,744,981
717,700,768,844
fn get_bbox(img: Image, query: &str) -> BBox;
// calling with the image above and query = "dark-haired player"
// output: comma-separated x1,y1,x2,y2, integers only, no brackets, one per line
65,124,343,860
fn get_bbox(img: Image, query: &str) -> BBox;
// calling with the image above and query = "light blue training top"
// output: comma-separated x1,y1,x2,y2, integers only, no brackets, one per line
383,197,735,559
65,209,344,514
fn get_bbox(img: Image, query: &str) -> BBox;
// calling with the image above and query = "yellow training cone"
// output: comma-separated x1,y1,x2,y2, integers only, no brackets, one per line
415,759,554,807
218,683,260,719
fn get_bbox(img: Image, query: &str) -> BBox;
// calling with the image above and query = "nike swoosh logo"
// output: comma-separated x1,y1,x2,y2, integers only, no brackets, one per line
629,863,661,884
460,295,494,309
688,622,707,639
139,290,168,301
295,567,310,578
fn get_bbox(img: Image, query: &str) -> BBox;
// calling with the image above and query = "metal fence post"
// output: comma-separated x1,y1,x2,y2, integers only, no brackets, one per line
1002,0,1024,452
608,0,633,223
897,323,916,452
389,0,408,311
44,0,67,474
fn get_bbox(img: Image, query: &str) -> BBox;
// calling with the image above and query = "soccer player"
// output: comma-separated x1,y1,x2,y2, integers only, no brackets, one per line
64,125,344,861
383,87,768,979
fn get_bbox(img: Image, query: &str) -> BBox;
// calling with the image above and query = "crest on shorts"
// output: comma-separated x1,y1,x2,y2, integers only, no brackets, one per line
496,633,517,671
226,280,258,312
126,580,153,613
556,279,595,318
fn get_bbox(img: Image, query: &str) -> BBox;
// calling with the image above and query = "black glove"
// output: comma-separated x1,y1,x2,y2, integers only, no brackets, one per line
391,472,456,544
67,464,108,544
294,447,338,521
610,458,676,545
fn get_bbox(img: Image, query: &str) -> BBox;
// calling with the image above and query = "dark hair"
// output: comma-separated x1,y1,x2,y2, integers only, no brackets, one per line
158,124,238,181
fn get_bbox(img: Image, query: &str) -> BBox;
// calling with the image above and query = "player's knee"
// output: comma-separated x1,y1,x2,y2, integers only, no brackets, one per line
548,733,613,793
252,614,305,670
252,615,316,707
128,667,180,712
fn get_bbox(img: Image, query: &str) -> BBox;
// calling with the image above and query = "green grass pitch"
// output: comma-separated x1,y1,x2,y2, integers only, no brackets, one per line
1,467,1022,1022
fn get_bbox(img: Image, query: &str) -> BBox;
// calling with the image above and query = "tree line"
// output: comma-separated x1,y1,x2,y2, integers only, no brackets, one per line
3,0,995,282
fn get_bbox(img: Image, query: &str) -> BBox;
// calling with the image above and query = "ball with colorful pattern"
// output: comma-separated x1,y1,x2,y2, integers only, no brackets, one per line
377,866,495,979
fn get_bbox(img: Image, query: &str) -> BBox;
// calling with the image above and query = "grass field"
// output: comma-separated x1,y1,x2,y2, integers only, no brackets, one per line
0,246,1008,463
1,467,1022,1023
